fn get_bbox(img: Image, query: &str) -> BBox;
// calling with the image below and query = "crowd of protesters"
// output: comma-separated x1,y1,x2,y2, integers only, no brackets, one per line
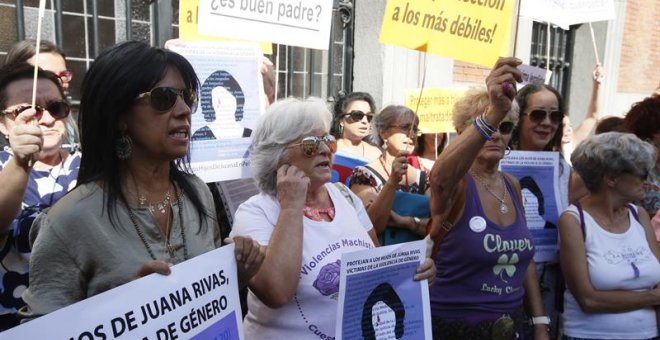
0,38,658,340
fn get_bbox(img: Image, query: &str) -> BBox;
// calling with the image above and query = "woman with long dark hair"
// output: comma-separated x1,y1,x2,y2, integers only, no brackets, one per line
20,41,263,320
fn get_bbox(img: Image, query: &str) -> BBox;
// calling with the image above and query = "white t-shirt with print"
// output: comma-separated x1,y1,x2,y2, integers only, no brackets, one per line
231,183,375,340
562,205,660,339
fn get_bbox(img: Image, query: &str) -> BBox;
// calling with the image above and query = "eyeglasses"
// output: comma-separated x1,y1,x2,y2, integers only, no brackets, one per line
288,134,337,157
524,109,564,125
135,87,197,112
389,124,421,137
632,170,649,181
0,100,70,121
57,70,73,83
498,121,514,135
344,110,374,122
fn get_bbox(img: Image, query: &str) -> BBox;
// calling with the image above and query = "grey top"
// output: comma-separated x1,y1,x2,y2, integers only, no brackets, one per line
20,176,220,319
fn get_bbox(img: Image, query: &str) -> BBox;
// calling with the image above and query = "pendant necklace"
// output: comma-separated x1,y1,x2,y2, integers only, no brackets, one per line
127,188,189,262
470,170,509,214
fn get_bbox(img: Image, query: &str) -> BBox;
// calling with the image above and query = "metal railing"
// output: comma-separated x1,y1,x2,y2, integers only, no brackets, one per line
529,22,574,100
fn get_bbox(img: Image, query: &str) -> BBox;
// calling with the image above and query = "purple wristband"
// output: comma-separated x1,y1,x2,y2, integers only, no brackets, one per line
472,119,492,141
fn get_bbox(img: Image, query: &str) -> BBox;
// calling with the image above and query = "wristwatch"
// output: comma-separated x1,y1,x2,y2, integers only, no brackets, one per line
529,316,551,325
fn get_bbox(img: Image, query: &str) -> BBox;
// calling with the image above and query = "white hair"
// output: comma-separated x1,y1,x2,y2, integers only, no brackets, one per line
250,97,332,196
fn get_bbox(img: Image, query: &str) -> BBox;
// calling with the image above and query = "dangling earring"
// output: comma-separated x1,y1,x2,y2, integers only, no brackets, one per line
504,146,512,156
382,139,388,149
115,133,132,160
339,124,344,137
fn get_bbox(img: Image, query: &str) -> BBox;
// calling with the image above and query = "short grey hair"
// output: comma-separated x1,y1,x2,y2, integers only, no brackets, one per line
452,87,519,133
250,97,332,196
571,132,656,192
370,105,416,147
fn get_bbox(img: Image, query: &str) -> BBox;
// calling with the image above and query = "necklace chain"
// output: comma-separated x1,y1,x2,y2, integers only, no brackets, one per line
139,190,171,214
127,190,189,262
470,170,509,214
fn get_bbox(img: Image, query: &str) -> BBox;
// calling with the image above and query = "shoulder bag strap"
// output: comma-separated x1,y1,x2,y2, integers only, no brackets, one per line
334,182,356,209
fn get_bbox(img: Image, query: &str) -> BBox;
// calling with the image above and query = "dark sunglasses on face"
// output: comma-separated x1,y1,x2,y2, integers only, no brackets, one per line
289,134,337,157
57,70,73,83
344,110,374,122
498,121,514,135
135,86,197,112
525,109,563,125
0,100,70,121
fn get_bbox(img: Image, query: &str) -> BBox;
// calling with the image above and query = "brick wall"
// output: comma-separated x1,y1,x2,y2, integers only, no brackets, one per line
618,0,660,93
453,61,491,85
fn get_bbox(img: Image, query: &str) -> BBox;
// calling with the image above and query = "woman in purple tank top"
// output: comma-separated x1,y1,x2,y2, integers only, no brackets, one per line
428,58,549,340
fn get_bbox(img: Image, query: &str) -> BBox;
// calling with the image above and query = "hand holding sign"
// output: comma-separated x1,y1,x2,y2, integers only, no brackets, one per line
485,57,523,118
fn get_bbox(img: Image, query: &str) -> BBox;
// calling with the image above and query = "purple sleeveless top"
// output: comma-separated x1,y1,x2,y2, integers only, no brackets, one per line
430,174,535,319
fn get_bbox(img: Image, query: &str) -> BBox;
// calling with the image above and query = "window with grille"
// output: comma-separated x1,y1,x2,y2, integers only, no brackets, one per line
529,22,575,101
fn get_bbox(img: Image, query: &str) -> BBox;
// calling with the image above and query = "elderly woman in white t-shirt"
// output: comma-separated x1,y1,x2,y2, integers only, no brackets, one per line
230,97,436,339
559,132,660,340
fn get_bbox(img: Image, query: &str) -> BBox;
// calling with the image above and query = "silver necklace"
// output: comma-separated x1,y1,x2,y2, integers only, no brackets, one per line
470,170,509,214
138,189,171,214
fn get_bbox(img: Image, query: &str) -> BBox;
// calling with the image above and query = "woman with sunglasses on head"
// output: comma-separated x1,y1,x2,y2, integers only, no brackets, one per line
428,59,548,340
559,132,660,340
230,97,436,339
348,105,430,245
0,62,78,330
19,41,264,321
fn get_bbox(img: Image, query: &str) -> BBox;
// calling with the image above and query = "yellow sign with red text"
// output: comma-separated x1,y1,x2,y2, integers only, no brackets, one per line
179,0,272,54
380,0,515,67
406,88,465,133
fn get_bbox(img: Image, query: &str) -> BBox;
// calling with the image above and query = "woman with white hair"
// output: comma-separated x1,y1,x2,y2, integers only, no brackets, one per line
429,58,548,339
230,97,436,338
559,132,660,340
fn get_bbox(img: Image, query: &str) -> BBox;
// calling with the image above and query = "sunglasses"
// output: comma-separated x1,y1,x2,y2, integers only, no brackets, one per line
525,109,563,125
0,100,70,121
57,70,73,83
344,110,374,122
498,121,514,135
288,134,337,157
390,124,422,137
135,87,197,112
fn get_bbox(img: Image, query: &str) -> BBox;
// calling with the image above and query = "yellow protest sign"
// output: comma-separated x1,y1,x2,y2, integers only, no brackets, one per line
179,0,272,54
380,0,515,67
406,88,465,133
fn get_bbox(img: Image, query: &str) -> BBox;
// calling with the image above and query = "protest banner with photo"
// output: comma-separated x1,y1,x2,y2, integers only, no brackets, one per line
166,40,264,183
405,88,464,133
179,0,272,53
379,0,516,67
499,151,565,262
3,245,243,340
520,0,615,30
336,239,431,340
197,0,333,50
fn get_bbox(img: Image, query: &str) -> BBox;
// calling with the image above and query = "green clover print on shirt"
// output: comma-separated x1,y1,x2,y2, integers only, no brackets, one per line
493,253,519,283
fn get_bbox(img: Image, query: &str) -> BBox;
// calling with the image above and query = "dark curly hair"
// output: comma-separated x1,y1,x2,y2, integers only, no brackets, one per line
624,96,660,141
510,84,565,153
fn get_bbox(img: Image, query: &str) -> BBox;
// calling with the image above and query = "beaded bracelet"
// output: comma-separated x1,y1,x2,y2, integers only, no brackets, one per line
472,119,492,141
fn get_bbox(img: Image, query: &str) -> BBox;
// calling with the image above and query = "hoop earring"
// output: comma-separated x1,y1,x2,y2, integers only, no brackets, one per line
382,139,388,149
504,146,512,156
115,133,132,160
